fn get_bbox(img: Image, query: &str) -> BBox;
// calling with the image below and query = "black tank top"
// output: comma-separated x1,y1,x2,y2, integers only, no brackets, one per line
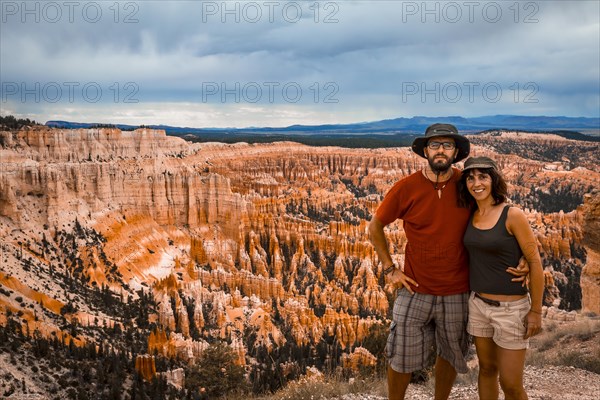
463,205,527,295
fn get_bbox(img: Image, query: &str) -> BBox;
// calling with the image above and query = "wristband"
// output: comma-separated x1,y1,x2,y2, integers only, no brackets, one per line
530,309,542,314
384,264,398,275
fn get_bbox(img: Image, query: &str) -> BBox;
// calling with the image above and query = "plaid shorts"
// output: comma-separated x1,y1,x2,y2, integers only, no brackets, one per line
386,289,470,374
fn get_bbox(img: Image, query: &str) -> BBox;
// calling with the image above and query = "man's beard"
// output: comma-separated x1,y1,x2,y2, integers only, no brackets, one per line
428,155,454,173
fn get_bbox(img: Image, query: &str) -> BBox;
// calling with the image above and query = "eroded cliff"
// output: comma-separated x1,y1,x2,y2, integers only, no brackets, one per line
0,126,598,391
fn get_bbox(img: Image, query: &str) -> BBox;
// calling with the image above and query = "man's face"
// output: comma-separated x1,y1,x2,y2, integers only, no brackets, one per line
424,137,458,173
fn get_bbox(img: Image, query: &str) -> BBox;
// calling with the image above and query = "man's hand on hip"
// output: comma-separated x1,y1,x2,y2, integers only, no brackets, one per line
507,256,530,287
386,267,419,295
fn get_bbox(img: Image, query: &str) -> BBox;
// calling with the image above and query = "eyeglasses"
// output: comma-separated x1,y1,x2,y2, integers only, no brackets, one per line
427,141,456,150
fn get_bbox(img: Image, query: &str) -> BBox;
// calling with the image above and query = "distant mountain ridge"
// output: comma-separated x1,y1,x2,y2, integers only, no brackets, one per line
45,115,600,135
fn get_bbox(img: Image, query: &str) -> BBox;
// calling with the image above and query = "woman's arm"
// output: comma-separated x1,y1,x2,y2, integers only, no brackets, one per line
507,207,544,338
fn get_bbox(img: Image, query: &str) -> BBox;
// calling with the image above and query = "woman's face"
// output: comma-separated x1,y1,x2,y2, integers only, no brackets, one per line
465,169,492,201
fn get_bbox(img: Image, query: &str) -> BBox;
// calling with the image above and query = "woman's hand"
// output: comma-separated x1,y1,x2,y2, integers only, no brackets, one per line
524,311,542,338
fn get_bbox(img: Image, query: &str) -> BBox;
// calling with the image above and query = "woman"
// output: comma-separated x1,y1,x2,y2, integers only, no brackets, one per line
458,157,544,400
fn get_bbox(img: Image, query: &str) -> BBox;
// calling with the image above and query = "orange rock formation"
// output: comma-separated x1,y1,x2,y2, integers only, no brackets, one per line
1,126,598,374
580,191,600,314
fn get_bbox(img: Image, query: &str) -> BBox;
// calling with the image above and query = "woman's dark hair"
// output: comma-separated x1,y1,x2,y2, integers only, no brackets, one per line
458,167,508,209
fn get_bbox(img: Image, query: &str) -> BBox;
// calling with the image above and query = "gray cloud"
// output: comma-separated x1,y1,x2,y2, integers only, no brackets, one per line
1,0,598,127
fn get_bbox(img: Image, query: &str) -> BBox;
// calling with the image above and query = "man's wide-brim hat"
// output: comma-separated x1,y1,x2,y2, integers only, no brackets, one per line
411,123,470,162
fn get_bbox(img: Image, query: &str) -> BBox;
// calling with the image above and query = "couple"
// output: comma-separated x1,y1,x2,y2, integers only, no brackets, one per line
368,124,544,400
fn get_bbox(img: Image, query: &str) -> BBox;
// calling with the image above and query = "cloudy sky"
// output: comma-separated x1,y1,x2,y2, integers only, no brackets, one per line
1,0,599,128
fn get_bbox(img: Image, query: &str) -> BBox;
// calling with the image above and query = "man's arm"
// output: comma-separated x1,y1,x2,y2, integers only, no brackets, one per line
368,216,394,269
507,256,530,286
368,216,418,294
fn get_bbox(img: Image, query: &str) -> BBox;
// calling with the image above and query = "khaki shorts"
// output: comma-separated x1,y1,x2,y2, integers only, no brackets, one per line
467,292,531,350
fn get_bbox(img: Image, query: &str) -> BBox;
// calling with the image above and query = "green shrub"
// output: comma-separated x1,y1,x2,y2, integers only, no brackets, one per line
361,322,388,375
185,341,247,399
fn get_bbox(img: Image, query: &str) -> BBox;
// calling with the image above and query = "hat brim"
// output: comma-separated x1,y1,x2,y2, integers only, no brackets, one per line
462,161,498,172
412,134,470,163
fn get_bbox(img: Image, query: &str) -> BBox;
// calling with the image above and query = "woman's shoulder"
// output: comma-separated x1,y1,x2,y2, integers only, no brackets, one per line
505,204,529,227
505,203,525,216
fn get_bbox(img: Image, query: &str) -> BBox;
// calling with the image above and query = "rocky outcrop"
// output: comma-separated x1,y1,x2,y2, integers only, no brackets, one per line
469,130,600,172
1,126,189,162
543,306,578,321
0,128,245,235
135,354,157,381
580,190,600,314
148,328,211,363
543,270,561,307
341,347,377,371
161,368,185,389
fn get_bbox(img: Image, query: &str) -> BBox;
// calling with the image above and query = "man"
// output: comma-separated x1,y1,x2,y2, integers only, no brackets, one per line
368,123,526,400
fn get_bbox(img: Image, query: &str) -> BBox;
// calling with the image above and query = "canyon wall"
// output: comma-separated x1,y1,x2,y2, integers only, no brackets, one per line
1,126,598,382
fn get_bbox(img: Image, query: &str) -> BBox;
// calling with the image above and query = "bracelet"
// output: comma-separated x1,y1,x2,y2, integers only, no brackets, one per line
530,309,542,314
384,264,398,275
